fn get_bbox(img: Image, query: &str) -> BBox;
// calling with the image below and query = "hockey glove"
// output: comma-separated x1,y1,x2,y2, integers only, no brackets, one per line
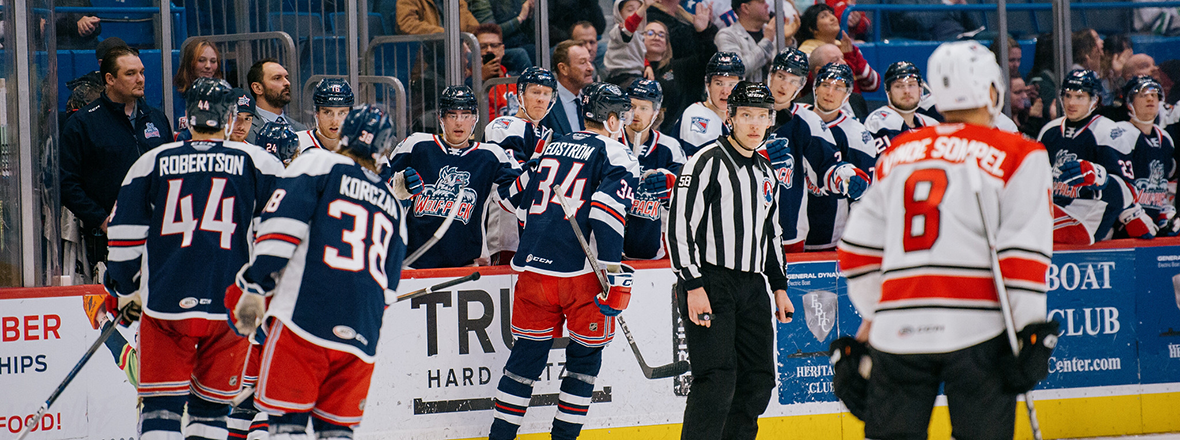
832,164,871,200
595,264,635,317
1057,159,1107,190
1157,207,1178,237
1119,204,1158,239
640,169,675,202
764,138,793,186
999,321,1059,394
390,167,424,200
103,290,142,325
829,336,871,421
227,284,267,337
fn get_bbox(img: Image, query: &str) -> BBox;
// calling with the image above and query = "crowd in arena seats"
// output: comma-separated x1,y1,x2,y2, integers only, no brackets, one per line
56,0,1180,276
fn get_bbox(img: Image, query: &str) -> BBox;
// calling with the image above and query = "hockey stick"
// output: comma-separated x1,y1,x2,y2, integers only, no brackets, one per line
552,184,691,379
966,163,1045,440
16,304,134,440
396,271,482,302
402,197,464,268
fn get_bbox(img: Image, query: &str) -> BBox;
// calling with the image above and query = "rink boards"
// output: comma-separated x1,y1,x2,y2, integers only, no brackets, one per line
2,238,1180,440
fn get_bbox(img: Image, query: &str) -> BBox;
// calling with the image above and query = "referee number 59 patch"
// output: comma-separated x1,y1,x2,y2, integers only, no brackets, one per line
678,175,693,188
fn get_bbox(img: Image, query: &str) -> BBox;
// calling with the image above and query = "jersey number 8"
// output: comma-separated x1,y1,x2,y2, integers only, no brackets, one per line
902,169,947,252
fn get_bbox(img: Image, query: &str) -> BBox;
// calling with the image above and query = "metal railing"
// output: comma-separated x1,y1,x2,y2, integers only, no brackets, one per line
184,32,301,122
302,74,409,140
480,77,517,141
364,32,481,136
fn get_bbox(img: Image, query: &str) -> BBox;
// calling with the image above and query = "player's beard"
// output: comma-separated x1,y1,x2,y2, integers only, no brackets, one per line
265,85,292,109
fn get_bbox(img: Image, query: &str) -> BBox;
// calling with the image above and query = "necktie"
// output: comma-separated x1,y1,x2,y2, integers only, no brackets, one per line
574,95,584,130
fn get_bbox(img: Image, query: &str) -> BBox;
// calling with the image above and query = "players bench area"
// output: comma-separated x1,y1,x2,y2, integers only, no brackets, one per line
0,237,1178,440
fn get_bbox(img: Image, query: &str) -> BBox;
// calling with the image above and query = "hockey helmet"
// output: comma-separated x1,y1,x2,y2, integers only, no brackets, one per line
339,105,396,160
231,88,257,116
516,67,559,119
769,48,809,78
1123,75,1164,103
439,85,479,114
727,81,776,116
313,78,355,109
186,77,236,131
815,62,854,89
884,61,923,90
705,52,746,83
926,40,1005,115
1061,69,1102,99
256,121,299,164
626,78,663,107
581,82,632,124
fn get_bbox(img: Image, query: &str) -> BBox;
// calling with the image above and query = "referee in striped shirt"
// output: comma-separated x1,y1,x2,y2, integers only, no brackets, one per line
667,81,795,440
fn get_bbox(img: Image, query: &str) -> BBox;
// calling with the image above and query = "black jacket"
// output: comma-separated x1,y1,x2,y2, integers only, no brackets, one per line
60,93,173,231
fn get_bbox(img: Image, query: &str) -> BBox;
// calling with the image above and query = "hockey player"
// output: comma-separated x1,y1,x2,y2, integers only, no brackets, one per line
484,67,558,163
489,83,640,440
297,78,354,153
389,85,523,268
864,61,940,147
675,52,745,156
762,49,869,252
805,62,878,251
227,105,412,440
104,77,284,440
1119,75,1177,225
1038,69,1156,243
669,81,794,440
256,121,300,166
837,41,1056,439
621,79,685,259
229,89,258,143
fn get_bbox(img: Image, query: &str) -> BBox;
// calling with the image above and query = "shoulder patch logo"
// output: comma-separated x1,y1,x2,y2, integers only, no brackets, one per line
1110,126,1125,140
691,117,709,134
144,122,160,139
861,130,873,145
495,118,512,129
413,166,479,224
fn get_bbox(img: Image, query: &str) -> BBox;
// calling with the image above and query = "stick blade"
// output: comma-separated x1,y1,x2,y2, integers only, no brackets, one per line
645,361,691,379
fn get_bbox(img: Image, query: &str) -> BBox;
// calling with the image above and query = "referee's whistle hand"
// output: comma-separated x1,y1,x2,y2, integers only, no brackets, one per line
687,287,712,328
774,290,794,323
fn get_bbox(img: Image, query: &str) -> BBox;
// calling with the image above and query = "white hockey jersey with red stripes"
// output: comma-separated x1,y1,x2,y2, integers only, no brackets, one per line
837,123,1052,354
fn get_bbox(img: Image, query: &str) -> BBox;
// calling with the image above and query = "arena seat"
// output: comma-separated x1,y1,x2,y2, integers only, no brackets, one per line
331,12,387,36
301,35,349,78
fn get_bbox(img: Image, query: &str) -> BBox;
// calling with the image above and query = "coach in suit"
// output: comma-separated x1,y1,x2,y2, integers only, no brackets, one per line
542,40,595,136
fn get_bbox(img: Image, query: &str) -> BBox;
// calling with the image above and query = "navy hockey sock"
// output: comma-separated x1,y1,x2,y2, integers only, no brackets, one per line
311,417,353,440
227,395,266,440
186,395,231,440
551,341,602,440
270,413,311,440
140,395,186,440
489,338,553,440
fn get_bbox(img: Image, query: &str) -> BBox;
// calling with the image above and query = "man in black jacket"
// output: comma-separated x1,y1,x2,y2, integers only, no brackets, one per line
60,46,173,265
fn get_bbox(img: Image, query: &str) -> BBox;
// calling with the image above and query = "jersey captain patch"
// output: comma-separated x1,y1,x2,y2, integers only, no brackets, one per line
413,165,479,224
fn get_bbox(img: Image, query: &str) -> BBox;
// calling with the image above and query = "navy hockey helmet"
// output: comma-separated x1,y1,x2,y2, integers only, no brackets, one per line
770,48,809,78
339,105,396,159
313,78,355,109
1122,75,1164,102
626,78,663,106
517,66,558,94
1061,69,1103,98
884,61,922,89
256,121,299,164
727,81,776,116
705,52,746,82
815,62,854,89
440,85,479,114
581,82,632,123
186,77,235,131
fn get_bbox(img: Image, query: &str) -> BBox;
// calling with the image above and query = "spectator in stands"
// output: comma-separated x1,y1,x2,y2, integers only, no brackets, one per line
603,0,653,86
715,0,777,82
1025,33,1059,136
885,0,981,41
795,4,877,93
468,0,534,50
398,0,480,35
989,35,1021,80
549,0,607,47
540,40,593,135
172,39,223,131
1098,34,1134,107
55,0,101,50
697,0,799,35
1072,29,1103,73
478,24,523,118
60,46,173,266
796,44,869,120
246,58,307,143
647,0,717,62
645,19,672,83
1159,59,1180,103
1125,53,1160,81
826,0,869,41
571,21,607,82
1009,76,1031,131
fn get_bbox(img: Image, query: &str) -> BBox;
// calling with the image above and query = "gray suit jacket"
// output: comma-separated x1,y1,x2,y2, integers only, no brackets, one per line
246,112,308,143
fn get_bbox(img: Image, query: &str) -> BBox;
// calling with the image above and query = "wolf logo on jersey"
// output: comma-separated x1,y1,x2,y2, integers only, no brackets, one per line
1134,160,1170,211
1052,150,1084,198
413,165,480,225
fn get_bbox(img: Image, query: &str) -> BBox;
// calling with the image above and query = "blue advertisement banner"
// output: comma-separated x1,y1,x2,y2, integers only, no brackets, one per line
1135,246,1180,385
776,261,860,405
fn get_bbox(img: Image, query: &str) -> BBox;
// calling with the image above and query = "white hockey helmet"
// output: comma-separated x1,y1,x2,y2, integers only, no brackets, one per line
926,41,1005,116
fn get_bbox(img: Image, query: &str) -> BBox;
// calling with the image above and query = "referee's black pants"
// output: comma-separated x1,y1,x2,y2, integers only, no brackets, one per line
677,265,775,440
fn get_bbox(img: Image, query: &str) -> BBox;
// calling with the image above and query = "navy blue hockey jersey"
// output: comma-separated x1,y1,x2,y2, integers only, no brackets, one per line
388,133,522,268
1037,115,1135,200
622,130,687,259
484,115,553,163
106,140,284,320
511,131,641,276
1119,121,1177,219
805,110,877,250
239,149,408,361
864,106,940,148
760,104,845,250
